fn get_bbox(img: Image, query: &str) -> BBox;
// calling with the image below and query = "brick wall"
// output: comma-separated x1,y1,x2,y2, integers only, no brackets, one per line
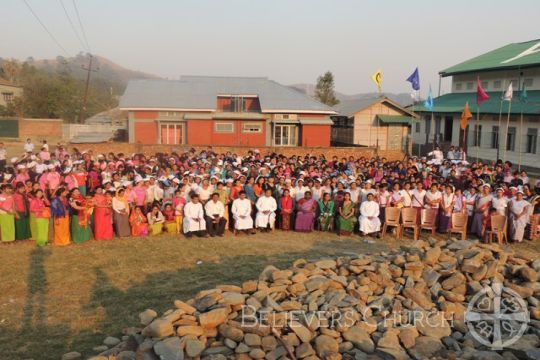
19,118,63,140
69,142,405,161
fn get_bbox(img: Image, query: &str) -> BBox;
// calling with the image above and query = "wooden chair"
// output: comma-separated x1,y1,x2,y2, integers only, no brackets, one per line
487,215,507,244
401,207,419,240
448,212,468,240
419,208,437,238
382,207,401,238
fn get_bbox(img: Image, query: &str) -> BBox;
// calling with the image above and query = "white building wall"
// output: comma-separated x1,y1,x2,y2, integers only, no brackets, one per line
452,68,540,93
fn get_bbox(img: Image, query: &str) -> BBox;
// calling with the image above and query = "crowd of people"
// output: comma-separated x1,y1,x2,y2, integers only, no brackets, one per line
0,139,539,246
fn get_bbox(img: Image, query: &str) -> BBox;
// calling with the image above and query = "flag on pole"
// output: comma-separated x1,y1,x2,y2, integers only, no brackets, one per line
424,85,433,111
476,77,490,105
519,84,528,103
406,67,420,91
371,69,382,93
503,82,513,101
460,102,472,130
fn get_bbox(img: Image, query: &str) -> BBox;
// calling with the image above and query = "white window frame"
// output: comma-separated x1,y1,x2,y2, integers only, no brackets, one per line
274,124,298,146
242,122,262,133
493,80,502,89
455,83,462,91
160,123,184,145
215,122,234,133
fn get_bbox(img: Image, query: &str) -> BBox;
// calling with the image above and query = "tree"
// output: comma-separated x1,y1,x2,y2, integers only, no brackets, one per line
315,71,339,106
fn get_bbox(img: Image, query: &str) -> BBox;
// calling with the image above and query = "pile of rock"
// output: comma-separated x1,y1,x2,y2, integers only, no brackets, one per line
83,238,540,360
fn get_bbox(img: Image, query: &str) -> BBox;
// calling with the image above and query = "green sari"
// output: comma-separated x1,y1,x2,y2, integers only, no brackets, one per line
71,214,92,243
15,212,31,240
0,213,15,242
318,200,334,231
338,201,356,235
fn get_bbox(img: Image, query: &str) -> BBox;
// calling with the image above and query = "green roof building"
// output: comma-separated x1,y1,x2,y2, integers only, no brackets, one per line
412,39,540,169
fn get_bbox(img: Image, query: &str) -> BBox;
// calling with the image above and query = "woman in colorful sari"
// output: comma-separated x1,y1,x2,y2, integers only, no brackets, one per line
438,185,455,233
13,182,31,240
470,184,493,240
112,188,131,237
294,191,317,232
318,192,335,231
338,192,356,236
69,188,92,243
50,187,71,246
129,206,148,236
93,187,114,240
0,184,16,242
147,205,165,235
162,203,177,233
29,189,50,246
279,189,294,230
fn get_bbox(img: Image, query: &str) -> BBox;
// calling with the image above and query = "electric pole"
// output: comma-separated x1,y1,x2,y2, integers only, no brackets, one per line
78,53,98,123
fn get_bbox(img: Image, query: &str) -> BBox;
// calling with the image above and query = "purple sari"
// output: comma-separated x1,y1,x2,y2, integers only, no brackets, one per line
295,198,316,232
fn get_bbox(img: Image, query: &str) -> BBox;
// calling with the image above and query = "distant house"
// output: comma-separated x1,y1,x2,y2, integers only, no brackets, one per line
331,97,416,152
119,76,336,147
0,78,23,108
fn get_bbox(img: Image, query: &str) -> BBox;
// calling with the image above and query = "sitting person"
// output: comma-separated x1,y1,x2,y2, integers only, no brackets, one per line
295,191,317,232
129,207,148,236
147,205,165,235
162,203,177,233
359,193,381,237
255,189,277,232
204,192,227,237
231,191,254,235
318,192,334,231
183,193,207,237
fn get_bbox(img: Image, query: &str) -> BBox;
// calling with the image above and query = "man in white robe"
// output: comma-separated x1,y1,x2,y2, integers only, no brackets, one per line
183,194,207,237
232,191,254,234
204,192,227,237
255,189,277,231
359,193,381,236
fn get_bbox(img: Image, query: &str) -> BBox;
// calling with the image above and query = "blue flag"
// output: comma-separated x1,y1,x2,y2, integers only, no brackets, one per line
424,85,433,111
406,67,420,91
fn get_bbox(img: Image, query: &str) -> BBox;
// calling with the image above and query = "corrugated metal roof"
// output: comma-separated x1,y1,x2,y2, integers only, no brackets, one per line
333,96,416,118
411,90,540,114
440,39,540,77
376,115,413,124
120,76,336,114
70,133,112,144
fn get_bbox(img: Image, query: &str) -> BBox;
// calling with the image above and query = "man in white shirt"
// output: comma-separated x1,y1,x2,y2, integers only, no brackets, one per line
24,138,34,153
183,194,207,237
359,193,381,236
205,193,226,237
255,189,277,232
231,191,254,234
146,177,164,206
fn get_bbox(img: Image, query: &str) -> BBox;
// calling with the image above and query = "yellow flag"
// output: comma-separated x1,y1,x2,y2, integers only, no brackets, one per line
460,101,472,130
371,69,382,92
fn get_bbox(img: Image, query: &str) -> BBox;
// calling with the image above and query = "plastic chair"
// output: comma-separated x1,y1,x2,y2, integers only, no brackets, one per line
401,207,419,240
382,207,401,238
448,212,468,240
487,215,507,244
420,208,437,238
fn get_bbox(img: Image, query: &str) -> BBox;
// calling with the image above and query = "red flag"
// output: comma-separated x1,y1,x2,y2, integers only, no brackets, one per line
476,77,490,105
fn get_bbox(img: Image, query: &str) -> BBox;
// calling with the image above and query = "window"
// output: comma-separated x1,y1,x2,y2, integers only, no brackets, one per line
159,111,180,117
466,82,473,90
2,92,14,103
242,123,262,133
493,80,502,89
526,128,537,154
415,122,420,133
160,123,184,144
481,81,488,89
524,78,534,87
506,127,516,151
491,126,499,149
274,125,298,146
455,83,462,91
230,96,247,112
215,122,234,133
472,125,482,147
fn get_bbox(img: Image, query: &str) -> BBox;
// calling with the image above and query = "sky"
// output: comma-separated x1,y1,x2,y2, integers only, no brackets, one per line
3,0,540,95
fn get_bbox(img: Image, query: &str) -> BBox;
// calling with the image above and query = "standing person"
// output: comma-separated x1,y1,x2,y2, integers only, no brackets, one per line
112,188,131,237
24,138,35,153
411,182,426,224
255,189,277,232
318,192,334,231
0,142,7,173
231,191,254,235
0,184,16,242
294,191,317,232
470,184,493,239
93,188,114,240
29,189,50,247
508,191,530,243
439,185,455,233
279,188,294,231
69,188,92,243
129,206,148,236
13,183,31,240
147,205,165,235
50,187,71,246
492,188,508,216
183,194,207,237
205,193,226,237
465,186,478,230
359,193,381,237
338,192,356,236
173,190,186,234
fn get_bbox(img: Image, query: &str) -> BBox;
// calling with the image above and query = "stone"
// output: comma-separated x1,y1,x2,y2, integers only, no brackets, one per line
342,326,375,354
296,342,315,358
249,348,266,359
441,272,466,290
505,282,534,299
62,352,81,360
402,288,433,310
218,324,244,342
242,280,258,293
117,351,136,360
408,336,443,360
316,259,337,269
185,339,205,357
235,343,250,353
139,309,158,326
314,335,339,358
142,319,174,338
154,337,184,360
398,327,418,349
224,338,237,349
199,307,229,328
221,292,246,306
441,336,461,352
520,267,538,282
415,311,451,339
103,336,121,346
290,321,313,343
177,325,204,336
259,265,279,281
424,247,441,265
305,277,331,292
261,335,278,351
244,333,261,347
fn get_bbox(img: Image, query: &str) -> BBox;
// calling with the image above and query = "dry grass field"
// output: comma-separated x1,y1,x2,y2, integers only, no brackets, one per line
0,230,539,360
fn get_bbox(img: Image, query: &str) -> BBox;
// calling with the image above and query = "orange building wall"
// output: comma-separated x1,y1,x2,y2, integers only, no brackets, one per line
186,120,266,146
301,125,331,147
134,121,158,144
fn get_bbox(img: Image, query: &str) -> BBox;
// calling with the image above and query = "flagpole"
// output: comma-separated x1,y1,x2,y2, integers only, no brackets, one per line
475,107,480,163
518,102,523,171
431,111,435,151
496,98,503,161
502,99,512,163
